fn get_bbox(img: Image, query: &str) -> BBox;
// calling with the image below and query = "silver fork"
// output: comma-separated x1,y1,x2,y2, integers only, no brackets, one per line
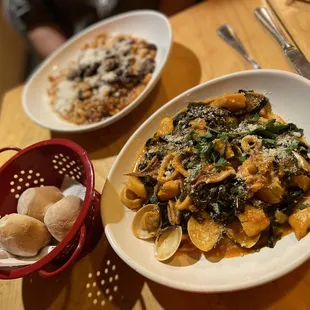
217,24,261,69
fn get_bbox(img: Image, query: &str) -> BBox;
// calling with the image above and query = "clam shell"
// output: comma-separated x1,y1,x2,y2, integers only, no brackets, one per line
154,226,182,261
132,204,161,239
225,221,260,248
187,211,222,252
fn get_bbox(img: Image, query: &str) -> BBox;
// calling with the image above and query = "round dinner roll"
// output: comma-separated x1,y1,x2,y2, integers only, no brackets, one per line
0,248,11,259
17,186,64,222
44,195,83,242
0,214,51,257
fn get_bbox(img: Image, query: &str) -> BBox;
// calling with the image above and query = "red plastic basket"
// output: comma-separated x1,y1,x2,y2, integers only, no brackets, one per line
0,139,102,279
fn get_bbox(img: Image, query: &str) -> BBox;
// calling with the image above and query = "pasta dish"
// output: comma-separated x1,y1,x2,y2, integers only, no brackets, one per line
121,91,310,261
48,33,157,125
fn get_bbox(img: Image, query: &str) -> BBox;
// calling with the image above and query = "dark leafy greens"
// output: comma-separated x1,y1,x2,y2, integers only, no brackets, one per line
134,90,310,256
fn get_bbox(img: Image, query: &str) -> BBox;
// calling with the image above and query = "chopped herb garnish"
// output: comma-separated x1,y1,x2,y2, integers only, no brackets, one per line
206,126,221,135
219,134,228,143
197,140,213,156
190,163,202,177
263,138,276,148
238,155,247,163
231,185,247,199
210,152,218,163
215,157,227,170
249,113,260,122
179,191,187,202
253,119,286,138
219,143,227,157
187,130,197,142
204,131,213,139
228,120,237,129
298,203,310,210
286,141,299,152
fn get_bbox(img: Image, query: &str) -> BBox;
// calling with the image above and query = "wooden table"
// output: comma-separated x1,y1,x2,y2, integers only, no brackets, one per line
1,0,310,309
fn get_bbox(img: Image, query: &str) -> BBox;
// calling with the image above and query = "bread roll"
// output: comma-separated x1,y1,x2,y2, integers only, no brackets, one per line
17,186,64,222
0,248,11,259
0,214,51,257
44,195,83,242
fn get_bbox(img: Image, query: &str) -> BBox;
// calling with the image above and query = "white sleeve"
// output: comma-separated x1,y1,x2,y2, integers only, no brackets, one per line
92,0,119,18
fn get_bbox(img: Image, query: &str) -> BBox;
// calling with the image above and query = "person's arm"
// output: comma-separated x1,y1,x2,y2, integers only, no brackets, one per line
27,24,66,58
3,0,66,58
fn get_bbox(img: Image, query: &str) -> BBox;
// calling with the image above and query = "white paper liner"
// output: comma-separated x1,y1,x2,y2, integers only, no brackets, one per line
0,176,86,267
60,176,86,200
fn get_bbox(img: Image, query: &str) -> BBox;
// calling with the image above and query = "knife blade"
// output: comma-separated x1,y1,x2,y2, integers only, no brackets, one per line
255,7,310,79
284,47,310,78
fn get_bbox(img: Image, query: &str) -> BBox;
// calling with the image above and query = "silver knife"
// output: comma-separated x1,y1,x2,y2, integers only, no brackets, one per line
254,7,310,79
217,24,261,69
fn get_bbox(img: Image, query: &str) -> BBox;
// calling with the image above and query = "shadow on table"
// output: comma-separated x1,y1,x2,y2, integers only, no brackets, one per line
51,42,202,160
22,267,72,310
21,235,146,310
88,235,146,309
146,259,310,310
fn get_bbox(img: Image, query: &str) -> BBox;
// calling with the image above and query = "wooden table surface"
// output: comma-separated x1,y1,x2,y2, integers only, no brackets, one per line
1,0,310,309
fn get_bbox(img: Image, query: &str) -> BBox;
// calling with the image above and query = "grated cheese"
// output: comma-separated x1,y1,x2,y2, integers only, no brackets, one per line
78,48,107,67
235,121,259,132
55,80,77,113
276,133,296,146
97,84,112,98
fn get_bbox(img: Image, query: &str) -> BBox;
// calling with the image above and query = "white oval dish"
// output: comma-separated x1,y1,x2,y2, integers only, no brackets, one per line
22,10,172,133
101,69,310,292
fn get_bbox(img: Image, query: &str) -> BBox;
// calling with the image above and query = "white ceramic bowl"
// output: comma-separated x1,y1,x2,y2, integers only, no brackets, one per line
101,69,310,292
22,10,172,133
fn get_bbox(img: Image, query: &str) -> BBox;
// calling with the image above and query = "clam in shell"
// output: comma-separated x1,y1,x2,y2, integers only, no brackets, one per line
154,226,182,261
225,221,260,248
132,204,161,239
187,211,222,252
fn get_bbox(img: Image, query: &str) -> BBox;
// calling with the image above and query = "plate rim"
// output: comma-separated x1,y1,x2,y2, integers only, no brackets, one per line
102,69,310,292
22,10,172,133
